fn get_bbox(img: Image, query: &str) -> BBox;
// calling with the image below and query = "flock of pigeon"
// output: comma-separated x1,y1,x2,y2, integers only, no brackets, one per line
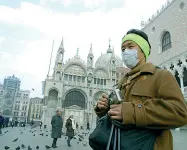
2,127,90,150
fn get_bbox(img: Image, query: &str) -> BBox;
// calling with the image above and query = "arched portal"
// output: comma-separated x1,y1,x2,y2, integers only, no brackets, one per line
64,90,86,108
47,89,58,108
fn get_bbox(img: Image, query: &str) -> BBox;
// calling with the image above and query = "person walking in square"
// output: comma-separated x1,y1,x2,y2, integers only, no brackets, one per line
65,115,75,147
51,109,63,148
39,121,42,129
87,122,90,130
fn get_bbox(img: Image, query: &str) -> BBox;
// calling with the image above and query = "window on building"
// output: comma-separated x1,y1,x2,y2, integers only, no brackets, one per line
21,112,23,116
77,76,81,82
104,79,106,85
94,78,96,84
36,114,38,119
89,90,92,96
97,79,100,84
73,75,76,82
162,31,172,52
69,75,72,81
82,76,85,83
32,114,34,118
112,71,115,76
64,74,68,80
101,79,103,85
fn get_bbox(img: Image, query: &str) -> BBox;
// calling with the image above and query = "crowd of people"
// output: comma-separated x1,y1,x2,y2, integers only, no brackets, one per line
0,112,27,134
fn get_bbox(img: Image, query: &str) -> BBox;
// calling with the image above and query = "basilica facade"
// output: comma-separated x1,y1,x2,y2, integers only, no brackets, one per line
42,39,124,129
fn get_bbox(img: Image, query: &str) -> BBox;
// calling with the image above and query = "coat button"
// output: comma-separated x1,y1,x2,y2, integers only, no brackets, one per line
138,104,142,108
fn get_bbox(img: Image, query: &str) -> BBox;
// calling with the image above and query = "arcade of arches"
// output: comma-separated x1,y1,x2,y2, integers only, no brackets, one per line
163,59,187,97
175,68,187,89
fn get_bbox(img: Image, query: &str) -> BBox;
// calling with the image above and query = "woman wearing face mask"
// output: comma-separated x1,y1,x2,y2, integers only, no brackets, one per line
94,29,187,150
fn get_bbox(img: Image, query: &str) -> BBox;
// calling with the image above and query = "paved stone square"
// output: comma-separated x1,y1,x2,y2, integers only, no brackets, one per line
0,126,92,150
0,126,187,150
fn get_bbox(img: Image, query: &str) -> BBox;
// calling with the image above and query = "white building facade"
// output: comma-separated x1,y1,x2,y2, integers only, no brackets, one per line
141,0,187,101
28,97,44,122
42,39,124,129
12,90,30,122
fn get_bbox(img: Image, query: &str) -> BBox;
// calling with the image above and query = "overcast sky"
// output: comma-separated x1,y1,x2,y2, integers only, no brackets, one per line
0,0,168,97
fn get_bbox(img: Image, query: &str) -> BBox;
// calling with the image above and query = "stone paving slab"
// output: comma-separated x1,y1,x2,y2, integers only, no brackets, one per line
0,126,187,150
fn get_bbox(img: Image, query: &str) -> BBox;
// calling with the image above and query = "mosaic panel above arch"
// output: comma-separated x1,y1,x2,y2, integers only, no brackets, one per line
65,64,85,76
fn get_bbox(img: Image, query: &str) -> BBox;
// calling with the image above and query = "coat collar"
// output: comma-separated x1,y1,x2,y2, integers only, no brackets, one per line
126,63,155,77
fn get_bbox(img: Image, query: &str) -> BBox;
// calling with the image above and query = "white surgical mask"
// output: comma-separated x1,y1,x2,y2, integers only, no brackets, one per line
121,49,139,69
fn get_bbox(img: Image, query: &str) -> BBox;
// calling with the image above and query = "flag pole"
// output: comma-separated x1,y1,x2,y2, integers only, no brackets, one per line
47,40,55,77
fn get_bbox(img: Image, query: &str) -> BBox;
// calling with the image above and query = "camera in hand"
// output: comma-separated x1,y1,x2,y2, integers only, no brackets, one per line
108,89,123,105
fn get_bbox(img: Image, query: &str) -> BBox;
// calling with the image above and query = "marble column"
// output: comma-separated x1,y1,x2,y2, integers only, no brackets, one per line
176,72,184,131
57,98,60,107
179,73,184,94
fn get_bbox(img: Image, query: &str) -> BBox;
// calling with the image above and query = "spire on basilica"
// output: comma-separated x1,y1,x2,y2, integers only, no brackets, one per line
59,37,64,49
89,43,93,55
107,38,112,53
76,48,79,56
53,37,65,80
87,44,94,68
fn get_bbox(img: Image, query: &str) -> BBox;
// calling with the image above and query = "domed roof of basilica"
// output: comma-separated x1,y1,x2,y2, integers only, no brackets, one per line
95,45,123,69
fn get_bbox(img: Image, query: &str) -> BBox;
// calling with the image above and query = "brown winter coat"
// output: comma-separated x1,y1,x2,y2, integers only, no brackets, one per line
95,63,187,150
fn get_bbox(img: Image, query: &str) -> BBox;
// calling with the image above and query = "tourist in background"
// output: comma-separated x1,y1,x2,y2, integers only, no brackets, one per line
65,115,75,147
87,122,90,130
0,112,4,134
51,109,63,148
39,121,42,129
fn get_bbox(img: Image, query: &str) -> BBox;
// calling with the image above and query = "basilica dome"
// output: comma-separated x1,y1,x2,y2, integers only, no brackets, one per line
95,46,123,69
